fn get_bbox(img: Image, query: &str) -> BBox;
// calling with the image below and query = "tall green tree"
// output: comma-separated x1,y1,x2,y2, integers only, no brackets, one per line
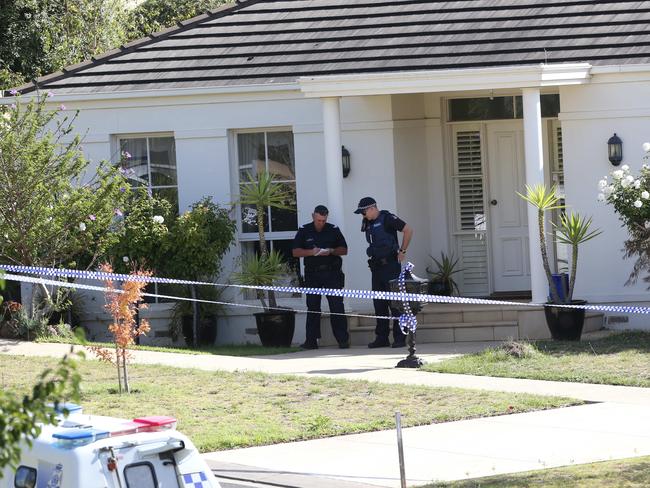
126,0,227,40
0,0,129,90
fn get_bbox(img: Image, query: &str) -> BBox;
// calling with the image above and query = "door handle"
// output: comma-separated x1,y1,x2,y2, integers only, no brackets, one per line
490,199,498,206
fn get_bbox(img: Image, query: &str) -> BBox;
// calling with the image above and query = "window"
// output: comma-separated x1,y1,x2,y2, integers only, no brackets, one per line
449,94,560,122
118,136,178,212
236,131,300,292
124,462,157,488
14,466,36,488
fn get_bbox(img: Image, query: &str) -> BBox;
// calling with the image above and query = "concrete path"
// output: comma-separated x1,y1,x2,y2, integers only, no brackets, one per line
3,338,650,486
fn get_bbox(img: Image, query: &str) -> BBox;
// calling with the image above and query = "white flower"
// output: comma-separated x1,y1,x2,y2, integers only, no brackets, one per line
643,191,650,199
634,200,643,208
603,185,614,196
635,180,642,189
152,215,164,224
643,142,650,153
612,170,624,180
122,256,129,263
79,222,86,231
622,164,630,172
598,179,608,189
646,221,650,229
625,175,635,184
621,178,630,188
597,193,605,202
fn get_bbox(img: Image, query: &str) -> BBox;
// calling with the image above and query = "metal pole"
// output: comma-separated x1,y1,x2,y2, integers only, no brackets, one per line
396,412,407,488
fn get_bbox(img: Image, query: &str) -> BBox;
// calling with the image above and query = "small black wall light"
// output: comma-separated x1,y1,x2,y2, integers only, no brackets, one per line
608,133,623,166
341,146,351,177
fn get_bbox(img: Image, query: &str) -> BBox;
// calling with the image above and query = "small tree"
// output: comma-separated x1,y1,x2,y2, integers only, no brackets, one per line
90,263,151,393
0,94,129,315
0,349,82,478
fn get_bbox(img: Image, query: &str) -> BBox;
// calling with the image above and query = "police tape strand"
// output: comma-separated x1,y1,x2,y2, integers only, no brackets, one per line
3,263,650,315
1,272,400,323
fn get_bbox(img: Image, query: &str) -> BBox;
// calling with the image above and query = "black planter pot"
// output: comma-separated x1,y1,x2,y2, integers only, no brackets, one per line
544,300,587,341
254,311,295,347
182,314,218,346
427,280,452,297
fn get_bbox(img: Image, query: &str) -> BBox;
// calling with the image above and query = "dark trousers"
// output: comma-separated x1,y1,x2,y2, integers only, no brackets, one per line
371,260,406,342
304,270,349,345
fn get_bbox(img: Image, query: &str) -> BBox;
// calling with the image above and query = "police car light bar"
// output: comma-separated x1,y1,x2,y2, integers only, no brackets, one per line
133,416,177,432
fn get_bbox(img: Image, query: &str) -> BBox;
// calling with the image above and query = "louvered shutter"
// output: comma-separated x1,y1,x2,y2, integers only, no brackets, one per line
452,128,489,295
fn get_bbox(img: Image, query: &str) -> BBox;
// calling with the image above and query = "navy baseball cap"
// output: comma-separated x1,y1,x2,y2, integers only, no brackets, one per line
354,197,377,214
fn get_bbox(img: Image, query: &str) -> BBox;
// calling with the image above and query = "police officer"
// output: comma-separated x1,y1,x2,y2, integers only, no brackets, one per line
292,205,350,350
354,197,413,348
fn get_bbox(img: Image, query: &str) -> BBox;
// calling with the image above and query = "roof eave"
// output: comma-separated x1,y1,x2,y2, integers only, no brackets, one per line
299,63,593,98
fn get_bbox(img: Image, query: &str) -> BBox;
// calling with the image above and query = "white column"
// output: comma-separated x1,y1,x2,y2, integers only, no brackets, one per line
522,87,547,303
321,97,345,227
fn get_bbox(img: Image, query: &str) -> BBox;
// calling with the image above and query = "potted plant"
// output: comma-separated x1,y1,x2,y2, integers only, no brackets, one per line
519,184,601,340
162,198,237,347
232,171,296,347
425,252,462,296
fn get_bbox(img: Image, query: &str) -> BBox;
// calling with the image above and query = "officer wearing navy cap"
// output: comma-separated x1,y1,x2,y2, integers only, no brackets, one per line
292,205,350,350
355,197,413,348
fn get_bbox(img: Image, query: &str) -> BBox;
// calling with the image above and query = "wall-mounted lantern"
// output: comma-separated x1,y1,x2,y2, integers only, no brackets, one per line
342,146,351,177
608,133,623,166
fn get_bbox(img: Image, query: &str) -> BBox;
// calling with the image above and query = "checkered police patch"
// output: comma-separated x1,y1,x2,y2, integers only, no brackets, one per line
182,471,209,488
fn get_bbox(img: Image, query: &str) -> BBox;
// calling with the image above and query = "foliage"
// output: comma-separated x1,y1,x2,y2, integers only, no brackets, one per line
232,250,290,310
518,184,600,303
0,349,82,478
234,171,294,310
599,149,650,288
126,0,228,41
0,94,129,270
106,188,172,274
426,252,463,295
89,263,151,393
0,0,129,90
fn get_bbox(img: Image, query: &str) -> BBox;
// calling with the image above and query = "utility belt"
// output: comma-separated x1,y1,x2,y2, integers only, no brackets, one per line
367,256,398,269
305,264,341,273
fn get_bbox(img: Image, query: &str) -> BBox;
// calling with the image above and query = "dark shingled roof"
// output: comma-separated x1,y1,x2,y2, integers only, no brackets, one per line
16,0,650,95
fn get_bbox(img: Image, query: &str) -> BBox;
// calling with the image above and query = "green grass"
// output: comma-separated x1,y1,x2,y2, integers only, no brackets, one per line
0,355,581,453
425,455,650,487
423,331,650,387
35,336,298,356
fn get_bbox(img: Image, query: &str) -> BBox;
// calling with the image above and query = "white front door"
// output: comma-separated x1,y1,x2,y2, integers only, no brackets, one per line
486,121,531,292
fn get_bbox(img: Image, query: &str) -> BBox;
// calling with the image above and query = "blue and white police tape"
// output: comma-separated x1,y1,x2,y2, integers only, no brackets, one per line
397,262,418,335
5,263,650,315
1,272,399,322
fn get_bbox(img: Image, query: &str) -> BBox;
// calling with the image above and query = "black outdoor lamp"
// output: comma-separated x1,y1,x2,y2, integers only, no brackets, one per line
389,272,428,368
341,146,351,178
608,133,623,166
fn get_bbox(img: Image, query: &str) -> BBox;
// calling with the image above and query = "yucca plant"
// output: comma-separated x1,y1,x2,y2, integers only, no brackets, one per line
553,212,602,302
518,184,600,303
426,252,463,295
234,171,294,310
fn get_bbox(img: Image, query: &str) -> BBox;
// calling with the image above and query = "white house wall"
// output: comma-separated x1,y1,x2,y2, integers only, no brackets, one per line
561,73,650,329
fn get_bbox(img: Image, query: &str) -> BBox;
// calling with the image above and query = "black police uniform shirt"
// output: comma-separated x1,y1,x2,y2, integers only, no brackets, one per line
292,222,347,272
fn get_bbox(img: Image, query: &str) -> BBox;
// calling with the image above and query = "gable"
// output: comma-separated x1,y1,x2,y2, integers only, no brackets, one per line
16,0,650,96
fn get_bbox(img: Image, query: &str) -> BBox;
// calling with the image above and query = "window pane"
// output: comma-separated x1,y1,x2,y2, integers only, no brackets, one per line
449,97,514,121
120,138,149,185
541,94,560,118
149,137,177,186
240,202,268,234
238,133,266,181
267,132,295,180
152,187,178,213
269,183,297,232
124,463,156,488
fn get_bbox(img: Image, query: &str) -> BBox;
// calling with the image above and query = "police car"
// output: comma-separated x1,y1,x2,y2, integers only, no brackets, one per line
4,403,220,488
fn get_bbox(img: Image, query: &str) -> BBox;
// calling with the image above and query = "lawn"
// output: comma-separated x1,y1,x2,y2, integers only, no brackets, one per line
1,355,580,453
425,455,650,487
423,331,650,387
36,336,298,356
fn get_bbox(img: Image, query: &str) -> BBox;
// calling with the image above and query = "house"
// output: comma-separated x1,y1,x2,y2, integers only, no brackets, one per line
7,0,650,344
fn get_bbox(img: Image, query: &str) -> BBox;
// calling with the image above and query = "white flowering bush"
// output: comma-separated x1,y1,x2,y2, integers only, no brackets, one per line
600,144,650,285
